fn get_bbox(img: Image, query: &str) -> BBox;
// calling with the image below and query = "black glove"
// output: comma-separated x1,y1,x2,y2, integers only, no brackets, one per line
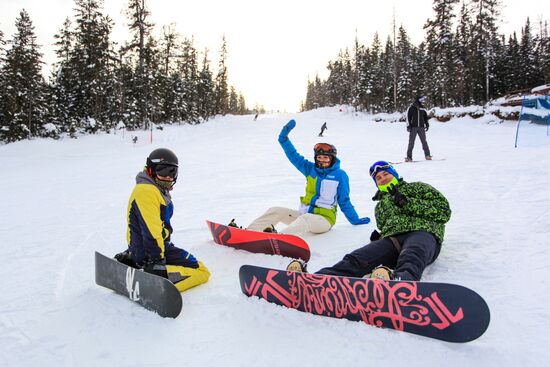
114,250,137,268
143,258,168,279
407,125,411,132
388,185,408,208
425,123,429,132
370,230,381,241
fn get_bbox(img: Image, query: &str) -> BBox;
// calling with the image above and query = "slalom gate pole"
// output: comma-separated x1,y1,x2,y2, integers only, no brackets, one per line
514,96,525,148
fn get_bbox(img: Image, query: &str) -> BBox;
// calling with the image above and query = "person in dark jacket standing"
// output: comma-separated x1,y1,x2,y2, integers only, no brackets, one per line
287,160,451,281
406,95,432,162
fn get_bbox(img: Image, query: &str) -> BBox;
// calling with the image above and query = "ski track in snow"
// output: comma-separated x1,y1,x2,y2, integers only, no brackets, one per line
1,108,549,366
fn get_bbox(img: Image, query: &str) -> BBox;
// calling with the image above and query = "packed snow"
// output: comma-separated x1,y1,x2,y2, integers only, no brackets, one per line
1,107,549,366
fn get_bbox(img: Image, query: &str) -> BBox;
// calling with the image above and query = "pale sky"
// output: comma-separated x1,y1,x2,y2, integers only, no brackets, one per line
0,0,548,112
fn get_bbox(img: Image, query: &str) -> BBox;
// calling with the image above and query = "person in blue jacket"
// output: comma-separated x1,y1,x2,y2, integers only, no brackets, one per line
242,119,370,236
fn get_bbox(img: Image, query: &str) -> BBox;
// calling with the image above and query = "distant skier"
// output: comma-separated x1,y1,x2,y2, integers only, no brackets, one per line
132,136,138,144
287,160,451,281
230,119,370,236
115,148,210,292
405,95,432,162
318,122,328,137
253,113,259,121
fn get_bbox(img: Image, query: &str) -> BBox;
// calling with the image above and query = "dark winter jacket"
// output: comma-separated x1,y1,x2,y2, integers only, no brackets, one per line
373,179,451,243
407,103,429,129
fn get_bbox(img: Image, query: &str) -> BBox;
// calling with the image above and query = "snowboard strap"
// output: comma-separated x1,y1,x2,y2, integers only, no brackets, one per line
389,237,402,253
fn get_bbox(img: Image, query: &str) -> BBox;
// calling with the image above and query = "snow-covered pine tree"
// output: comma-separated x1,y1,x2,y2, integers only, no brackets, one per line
452,1,475,105
196,49,215,121
369,33,385,113
51,17,77,136
352,35,369,111
1,9,48,142
395,25,415,111
380,37,396,112
503,33,522,92
71,0,116,133
228,86,239,114
491,35,509,97
325,49,353,106
237,93,247,115
409,42,429,100
469,0,502,103
519,18,543,90
123,0,155,129
156,24,179,124
214,36,229,116
424,0,460,108
0,27,6,132
177,37,199,123
541,21,550,83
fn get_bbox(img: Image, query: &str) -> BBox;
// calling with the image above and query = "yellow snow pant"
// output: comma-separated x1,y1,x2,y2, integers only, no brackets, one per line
166,261,210,292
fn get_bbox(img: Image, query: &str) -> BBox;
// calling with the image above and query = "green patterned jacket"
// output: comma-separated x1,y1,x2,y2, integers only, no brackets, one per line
373,179,451,243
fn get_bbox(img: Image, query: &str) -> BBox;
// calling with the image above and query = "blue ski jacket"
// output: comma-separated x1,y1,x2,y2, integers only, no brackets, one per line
278,131,363,226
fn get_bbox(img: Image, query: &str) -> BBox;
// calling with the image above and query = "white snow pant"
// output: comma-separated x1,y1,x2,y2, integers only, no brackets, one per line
247,206,332,237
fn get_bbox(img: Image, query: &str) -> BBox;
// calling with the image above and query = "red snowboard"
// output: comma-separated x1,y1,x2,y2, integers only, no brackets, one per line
206,220,311,261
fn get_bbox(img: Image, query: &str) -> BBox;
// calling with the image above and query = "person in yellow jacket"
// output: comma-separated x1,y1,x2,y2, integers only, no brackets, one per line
115,148,210,292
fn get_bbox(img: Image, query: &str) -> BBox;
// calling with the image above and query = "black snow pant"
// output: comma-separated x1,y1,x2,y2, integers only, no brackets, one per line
406,127,431,159
316,231,440,281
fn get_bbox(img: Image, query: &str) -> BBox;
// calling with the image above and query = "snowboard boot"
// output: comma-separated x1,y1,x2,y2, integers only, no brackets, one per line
263,225,277,233
228,218,242,228
404,157,413,162
425,155,433,160
369,265,394,281
286,259,308,273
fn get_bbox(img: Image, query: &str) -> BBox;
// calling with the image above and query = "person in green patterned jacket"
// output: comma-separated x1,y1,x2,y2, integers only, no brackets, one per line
287,160,451,281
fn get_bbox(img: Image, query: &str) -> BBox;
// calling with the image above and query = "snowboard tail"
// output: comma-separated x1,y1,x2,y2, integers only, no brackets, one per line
95,251,182,318
239,265,490,343
206,220,311,261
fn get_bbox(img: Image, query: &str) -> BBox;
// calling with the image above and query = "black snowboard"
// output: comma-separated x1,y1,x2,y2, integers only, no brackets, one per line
239,265,490,343
94,251,182,318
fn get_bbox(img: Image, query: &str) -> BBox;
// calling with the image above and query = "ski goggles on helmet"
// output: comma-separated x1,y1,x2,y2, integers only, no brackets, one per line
314,143,337,156
369,163,392,178
155,164,178,178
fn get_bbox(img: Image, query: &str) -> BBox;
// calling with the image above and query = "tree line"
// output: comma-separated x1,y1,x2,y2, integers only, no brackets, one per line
0,0,250,143
303,0,550,113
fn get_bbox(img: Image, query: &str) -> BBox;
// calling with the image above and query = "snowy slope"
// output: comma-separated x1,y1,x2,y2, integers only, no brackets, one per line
1,108,549,366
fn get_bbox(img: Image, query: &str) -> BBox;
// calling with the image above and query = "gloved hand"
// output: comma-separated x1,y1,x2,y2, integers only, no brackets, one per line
351,217,370,225
370,230,381,241
407,125,411,132
143,258,168,278
425,123,429,132
181,249,199,268
114,249,137,268
278,119,296,142
388,185,408,208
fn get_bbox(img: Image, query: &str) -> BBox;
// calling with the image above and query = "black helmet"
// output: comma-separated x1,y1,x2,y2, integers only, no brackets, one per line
146,148,179,183
313,143,337,168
